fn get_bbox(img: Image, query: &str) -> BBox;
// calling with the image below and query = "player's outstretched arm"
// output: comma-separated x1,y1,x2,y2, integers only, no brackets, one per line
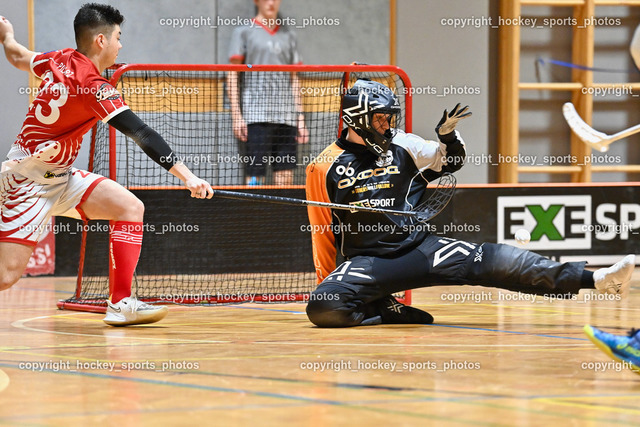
167,162,213,199
0,16,35,72
108,110,213,199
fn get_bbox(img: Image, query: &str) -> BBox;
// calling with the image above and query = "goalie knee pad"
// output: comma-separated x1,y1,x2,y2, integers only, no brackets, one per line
306,283,370,328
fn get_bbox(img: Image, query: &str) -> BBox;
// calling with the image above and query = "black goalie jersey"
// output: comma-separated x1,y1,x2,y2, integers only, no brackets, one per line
305,128,466,283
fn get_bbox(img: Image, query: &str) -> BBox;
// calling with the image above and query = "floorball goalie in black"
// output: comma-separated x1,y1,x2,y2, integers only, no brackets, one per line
304,79,635,328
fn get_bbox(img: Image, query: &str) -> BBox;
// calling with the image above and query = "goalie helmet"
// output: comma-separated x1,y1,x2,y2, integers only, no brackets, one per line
341,79,400,156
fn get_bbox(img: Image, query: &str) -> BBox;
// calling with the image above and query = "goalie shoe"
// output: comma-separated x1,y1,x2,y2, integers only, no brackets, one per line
361,295,434,325
593,255,635,299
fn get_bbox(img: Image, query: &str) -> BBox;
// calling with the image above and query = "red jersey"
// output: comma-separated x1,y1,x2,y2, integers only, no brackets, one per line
3,48,128,183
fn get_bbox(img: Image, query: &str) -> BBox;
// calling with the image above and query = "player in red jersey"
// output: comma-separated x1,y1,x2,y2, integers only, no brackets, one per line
0,4,213,326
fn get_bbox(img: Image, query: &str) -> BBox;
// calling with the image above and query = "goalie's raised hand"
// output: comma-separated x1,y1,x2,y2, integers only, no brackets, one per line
436,103,472,135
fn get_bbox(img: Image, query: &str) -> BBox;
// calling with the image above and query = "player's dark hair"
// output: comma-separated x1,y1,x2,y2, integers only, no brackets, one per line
73,3,124,50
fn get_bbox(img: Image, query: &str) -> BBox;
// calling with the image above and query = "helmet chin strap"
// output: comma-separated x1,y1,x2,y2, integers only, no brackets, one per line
354,129,382,155
354,128,395,156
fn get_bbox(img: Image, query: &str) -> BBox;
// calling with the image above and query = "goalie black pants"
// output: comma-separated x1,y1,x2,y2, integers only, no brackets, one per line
306,234,591,328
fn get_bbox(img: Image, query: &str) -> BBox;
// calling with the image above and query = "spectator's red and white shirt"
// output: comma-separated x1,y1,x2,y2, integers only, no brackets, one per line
3,48,128,183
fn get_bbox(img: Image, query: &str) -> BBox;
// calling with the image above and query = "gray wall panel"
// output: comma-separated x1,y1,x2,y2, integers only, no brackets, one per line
397,0,490,184
0,2,30,152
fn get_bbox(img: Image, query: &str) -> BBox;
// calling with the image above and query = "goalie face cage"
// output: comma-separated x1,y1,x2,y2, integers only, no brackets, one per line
58,64,413,313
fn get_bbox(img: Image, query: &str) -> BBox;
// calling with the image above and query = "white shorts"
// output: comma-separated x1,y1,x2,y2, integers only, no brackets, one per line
0,168,106,246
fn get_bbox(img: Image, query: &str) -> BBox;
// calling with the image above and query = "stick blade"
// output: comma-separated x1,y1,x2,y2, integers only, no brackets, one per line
562,102,610,152
414,173,456,223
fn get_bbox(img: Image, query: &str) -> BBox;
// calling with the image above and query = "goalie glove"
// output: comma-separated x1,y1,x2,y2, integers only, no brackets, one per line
436,103,472,136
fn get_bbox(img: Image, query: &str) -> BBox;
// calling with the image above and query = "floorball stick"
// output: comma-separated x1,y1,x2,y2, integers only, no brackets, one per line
214,174,456,224
562,102,640,152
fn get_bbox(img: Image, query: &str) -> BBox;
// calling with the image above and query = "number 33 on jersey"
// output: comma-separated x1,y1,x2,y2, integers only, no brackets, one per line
4,48,128,181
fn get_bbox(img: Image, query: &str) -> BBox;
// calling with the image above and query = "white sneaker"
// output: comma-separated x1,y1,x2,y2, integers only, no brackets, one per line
103,297,168,326
594,255,636,299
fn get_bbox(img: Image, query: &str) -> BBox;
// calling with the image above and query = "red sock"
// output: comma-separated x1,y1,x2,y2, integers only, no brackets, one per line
109,221,143,303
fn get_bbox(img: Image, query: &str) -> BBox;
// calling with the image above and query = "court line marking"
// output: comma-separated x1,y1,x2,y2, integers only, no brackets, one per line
10,314,230,344
0,402,311,422
4,312,597,360
536,397,640,416
0,361,356,405
0,361,636,425
5,307,626,365
0,358,582,404
432,324,589,340
436,397,634,424
0,343,594,373
184,370,568,402
5,315,605,380
3,345,600,373
442,303,592,315
229,306,306,314
0,345,592,369
13,312,590,341
0,363,584,426
13,287,73,295
249,342,590,348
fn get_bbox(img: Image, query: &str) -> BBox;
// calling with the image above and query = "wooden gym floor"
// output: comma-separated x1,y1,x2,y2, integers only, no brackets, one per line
1,270,640,426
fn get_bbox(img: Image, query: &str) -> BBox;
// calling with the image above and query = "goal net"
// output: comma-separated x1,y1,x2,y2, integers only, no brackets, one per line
57,64,413,312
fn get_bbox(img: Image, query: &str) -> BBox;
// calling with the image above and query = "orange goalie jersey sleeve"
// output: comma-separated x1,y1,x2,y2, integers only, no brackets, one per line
305,143,344,284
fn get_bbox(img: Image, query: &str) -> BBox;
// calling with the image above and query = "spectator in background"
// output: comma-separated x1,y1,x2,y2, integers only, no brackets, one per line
227,0,309,186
